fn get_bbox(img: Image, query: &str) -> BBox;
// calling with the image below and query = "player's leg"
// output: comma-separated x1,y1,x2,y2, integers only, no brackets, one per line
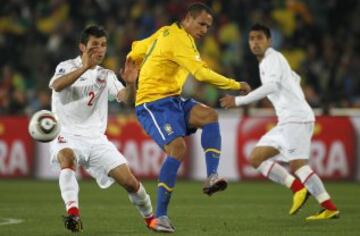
87,137,155,229
290,160,340,220
187,103,227,195
250,146,308,215
57,147,83,232
108,164,154,226
135,97,191,232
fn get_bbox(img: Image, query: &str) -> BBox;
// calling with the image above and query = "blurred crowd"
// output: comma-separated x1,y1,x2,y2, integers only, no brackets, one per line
0,0,359,115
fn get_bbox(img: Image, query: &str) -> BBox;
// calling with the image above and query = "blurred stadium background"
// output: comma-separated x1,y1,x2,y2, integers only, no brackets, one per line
0,0,360,235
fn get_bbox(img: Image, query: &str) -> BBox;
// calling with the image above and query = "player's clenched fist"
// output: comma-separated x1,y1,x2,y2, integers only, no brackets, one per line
239,82,251,94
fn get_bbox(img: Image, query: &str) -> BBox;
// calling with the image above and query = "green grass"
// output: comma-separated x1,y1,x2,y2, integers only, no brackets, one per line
0,180,359,236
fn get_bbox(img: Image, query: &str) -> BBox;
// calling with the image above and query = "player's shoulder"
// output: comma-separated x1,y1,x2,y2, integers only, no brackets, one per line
53,57,81,75
58,57,81,67
260,48,281,67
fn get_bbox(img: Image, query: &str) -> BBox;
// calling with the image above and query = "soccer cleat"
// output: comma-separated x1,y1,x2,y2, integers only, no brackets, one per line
289,188,310,215
63,214,83,232
305,209,340,221
203,173,228,196
148,215,175,233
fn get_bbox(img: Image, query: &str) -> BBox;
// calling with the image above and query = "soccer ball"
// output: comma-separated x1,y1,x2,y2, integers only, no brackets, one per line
28,110,61,142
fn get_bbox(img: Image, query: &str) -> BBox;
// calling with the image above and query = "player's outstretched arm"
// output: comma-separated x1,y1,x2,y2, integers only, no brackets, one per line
171,35,251,93
51,47,99,92
117,58,139,105
220,82,278,108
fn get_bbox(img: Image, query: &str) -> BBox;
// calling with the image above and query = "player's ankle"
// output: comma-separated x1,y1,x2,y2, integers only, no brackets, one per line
321,199,337,211
67,207,80,216
144,214,155,225
290,179,305,193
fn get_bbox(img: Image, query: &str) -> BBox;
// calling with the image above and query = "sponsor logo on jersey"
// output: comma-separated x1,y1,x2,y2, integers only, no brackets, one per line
288,148,296,153
58,68,65,74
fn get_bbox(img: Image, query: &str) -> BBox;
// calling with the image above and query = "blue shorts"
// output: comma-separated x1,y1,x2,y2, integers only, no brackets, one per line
135,96,199,149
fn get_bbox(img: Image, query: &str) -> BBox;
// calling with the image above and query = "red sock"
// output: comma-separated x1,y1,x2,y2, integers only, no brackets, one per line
68,207,80,216
144,214,155,226
321,199,337,211
290,179,305,193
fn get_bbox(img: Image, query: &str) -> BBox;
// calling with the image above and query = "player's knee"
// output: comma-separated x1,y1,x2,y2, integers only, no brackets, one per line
289,159,308,173
204,108,218,123
58,148,76,169
249,154,263,169
109,164,139,192
166,138,187,161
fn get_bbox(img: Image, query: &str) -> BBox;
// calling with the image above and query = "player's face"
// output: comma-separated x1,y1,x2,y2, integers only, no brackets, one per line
186,11,213,39
248,31,271,57
82,36,107,64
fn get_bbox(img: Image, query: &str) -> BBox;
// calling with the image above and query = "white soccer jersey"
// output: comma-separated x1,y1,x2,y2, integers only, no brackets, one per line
49,56,124,137
259,48,315,123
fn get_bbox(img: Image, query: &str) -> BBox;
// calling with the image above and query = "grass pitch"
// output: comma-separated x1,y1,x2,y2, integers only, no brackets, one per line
0,180,359,236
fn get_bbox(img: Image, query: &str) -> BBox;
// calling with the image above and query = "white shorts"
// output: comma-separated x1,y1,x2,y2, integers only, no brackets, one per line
256,122,314,162
49,132,127,189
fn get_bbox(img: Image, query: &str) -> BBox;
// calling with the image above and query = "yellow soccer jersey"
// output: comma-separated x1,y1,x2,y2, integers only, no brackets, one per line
128,22,241,105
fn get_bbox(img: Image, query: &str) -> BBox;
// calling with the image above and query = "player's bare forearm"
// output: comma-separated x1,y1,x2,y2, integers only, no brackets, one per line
118,57,138,105
123,82,136,105
51,66,88,92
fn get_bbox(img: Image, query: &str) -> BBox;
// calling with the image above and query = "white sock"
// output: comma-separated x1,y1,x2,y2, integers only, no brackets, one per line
128,183,153,218
295,165,330,203
59,168,79,211
257,160,295,188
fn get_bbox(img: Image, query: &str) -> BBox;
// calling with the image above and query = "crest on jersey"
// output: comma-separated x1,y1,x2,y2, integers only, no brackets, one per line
164,123,174,135
57,135,67,144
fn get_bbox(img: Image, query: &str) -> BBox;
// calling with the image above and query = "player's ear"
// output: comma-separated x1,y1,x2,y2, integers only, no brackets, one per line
79,43,86,54
183,12,193,23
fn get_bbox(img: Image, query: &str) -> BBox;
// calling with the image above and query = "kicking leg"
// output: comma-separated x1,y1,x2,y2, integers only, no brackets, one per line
189,104,227,195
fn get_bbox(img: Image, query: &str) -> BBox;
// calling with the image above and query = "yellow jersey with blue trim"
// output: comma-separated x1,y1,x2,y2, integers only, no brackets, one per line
128,22,241,106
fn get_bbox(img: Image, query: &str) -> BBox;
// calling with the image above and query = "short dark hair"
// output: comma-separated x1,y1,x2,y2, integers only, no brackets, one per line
80,25,107,45
250,23,271,38
187,2,213,18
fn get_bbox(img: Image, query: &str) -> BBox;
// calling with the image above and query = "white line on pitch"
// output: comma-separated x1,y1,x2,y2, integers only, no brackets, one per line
0,218,24,226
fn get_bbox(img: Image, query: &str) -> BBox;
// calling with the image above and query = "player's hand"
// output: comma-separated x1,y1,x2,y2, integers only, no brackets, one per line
220,94,237,109
239,82,251,95
120,58,139,84
82,47,100,69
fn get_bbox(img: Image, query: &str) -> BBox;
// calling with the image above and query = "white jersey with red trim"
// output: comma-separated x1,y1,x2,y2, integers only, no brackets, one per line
49,56,124,137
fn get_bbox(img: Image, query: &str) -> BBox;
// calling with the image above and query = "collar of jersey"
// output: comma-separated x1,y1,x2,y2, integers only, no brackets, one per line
265,47,274,57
